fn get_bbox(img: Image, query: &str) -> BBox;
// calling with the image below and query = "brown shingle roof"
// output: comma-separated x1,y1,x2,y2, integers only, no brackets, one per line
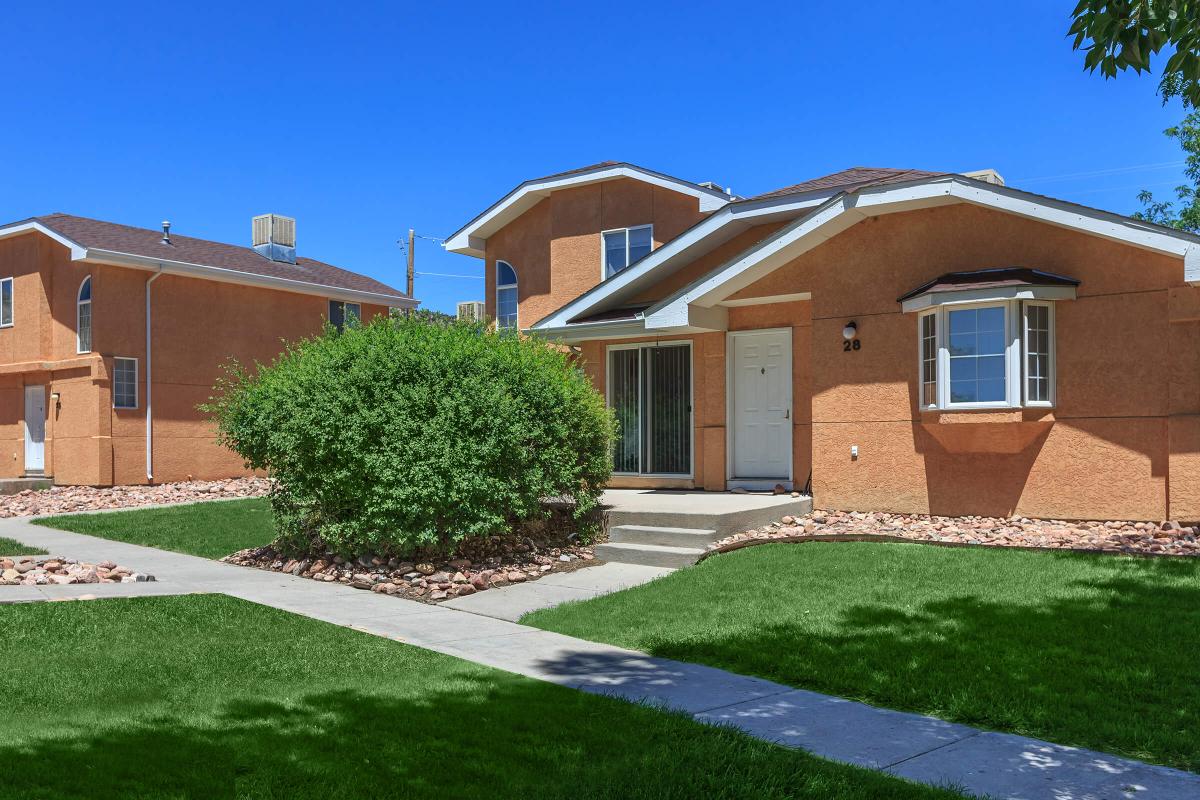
752,167,946,200
897,268,1080,303
31,213,408,299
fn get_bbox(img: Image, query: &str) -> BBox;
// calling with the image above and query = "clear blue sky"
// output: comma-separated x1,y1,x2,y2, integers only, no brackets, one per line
2,1,1188,314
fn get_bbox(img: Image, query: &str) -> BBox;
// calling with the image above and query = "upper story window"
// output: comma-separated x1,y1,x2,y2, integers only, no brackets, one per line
77,276,92,353
602,225,653,279
496,261,518,329
0,277,12,328
901,268,1077,411
329,300,361,332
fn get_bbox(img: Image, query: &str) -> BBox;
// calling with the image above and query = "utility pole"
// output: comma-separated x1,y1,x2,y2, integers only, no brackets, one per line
406,228,415,299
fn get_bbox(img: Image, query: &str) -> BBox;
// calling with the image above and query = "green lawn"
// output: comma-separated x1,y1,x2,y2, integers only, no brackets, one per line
0,536,46,556
31,497,274,559
524,541,1200,772
0,595,960,799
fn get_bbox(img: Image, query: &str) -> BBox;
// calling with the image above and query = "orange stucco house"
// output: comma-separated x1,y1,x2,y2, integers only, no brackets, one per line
447,162,1200,522
0,213,414,486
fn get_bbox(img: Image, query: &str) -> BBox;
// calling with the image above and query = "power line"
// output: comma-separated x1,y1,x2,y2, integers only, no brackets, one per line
1013,160,1186,185
415,271,484,279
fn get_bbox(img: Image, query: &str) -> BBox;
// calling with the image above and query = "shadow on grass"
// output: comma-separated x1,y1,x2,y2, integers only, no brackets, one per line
0,677,955,800
628,552,1200,772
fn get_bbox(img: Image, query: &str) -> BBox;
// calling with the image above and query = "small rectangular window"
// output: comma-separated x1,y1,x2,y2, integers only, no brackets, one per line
0,277,12,328
920,312,937,407
1024,303,1052,404
113,357,137,409
602,225,654,279
328,301,360,332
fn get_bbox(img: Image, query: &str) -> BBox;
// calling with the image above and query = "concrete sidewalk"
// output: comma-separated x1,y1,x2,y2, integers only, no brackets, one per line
2,514,1197,800
442,562,673,620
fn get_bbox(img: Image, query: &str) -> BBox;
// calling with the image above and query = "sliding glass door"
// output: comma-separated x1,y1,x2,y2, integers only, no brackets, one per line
608,343,692,475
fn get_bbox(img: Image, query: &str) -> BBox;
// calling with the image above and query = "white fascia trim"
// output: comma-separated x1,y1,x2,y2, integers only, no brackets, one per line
721,291,812,307
81,248,418,307
0,221,88,259
530,193,831,332
900,285,1077,313
532,319,649,343
444,164,733,258
645,175,1200,330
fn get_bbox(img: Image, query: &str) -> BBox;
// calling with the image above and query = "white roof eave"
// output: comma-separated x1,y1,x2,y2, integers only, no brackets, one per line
642,176,1200,330
444,164,733,258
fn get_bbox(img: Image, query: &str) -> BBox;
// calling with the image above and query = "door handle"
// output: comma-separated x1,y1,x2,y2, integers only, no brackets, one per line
785,408,790,419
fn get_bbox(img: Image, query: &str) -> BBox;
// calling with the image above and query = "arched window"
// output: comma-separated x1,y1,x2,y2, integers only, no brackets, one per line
496,261,517,330
76,276,92,354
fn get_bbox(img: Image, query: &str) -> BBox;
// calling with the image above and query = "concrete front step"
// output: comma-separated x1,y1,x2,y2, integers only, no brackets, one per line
594,541,707,569
606,496,812,538
609,524,719,548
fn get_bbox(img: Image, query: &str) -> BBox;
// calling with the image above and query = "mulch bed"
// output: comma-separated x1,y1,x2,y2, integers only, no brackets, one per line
707,509,1200,559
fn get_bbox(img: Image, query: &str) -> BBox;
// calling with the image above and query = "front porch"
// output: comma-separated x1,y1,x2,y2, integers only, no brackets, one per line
597,488,813,567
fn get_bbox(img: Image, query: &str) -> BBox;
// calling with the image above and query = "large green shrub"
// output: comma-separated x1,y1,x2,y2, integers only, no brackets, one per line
204,316,615,556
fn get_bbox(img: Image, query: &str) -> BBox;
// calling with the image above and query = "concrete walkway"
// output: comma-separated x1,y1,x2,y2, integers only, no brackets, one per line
2,514,1197,800
442,562,673,620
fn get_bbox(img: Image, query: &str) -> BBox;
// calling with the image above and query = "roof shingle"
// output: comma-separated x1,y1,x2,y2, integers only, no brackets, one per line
30,213,408,299
752,167,946,200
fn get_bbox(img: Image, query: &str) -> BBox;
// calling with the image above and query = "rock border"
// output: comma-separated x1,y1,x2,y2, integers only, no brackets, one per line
704,509,1200,561
0,555,155,585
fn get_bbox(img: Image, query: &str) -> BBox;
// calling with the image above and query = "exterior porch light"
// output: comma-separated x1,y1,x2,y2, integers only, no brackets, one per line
842,321,857,340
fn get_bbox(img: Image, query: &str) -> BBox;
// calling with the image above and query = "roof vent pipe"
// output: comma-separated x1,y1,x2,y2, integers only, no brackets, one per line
161,220,171,245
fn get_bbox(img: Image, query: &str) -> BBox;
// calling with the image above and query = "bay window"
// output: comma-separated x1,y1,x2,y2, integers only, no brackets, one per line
917,300,1056,410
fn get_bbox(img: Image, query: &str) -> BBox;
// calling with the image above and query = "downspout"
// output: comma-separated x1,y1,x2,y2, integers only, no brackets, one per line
145,268,163,482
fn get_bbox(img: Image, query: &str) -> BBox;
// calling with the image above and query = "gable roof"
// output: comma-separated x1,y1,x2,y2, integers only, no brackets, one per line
530,172,1200,341
0,213,414,307
528,167,945,332
443,162,733,259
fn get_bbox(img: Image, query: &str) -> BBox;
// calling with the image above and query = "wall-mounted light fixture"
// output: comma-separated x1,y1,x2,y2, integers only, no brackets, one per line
842,321,858,340
50,392,61,403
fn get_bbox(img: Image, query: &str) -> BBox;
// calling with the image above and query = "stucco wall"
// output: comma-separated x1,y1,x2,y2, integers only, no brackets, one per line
0,232,392,485
484,178,708,328
579,202,1200,521
733,202,1192,521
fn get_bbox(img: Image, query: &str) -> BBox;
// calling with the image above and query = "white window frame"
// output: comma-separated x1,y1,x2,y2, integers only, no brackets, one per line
917,298,1053,411
76,275,92,354
605,339,694,478
113,356,138,410
1022,300,1056,408
600,224,653,280
496,260,518,330
0,277,13,328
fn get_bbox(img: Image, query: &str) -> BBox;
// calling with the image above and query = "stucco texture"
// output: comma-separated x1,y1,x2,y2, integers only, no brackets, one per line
484,178,709,328
0,231,390,485
577,202,1200,521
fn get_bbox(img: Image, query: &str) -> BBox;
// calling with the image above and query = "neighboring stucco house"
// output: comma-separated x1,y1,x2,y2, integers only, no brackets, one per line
447,161,1200,522
0,213,414,486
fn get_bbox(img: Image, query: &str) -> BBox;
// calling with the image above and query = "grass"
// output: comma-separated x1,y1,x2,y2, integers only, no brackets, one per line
523,541,1200,772
0,536,47,556
0,595,961,799
31,497,274,559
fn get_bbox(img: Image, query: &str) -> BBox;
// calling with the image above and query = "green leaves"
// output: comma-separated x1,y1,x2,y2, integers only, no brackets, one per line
1069,0,1200,105
203,315,616,556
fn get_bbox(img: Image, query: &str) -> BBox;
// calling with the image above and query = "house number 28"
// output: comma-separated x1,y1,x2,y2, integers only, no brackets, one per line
843,339,861,352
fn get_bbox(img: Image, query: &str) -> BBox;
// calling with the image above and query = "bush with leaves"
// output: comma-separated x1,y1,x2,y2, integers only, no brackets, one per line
204,315,615,556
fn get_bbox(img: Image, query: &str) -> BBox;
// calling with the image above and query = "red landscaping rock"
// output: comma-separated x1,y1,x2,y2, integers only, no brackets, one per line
0,477,272,518
710,509,1200,558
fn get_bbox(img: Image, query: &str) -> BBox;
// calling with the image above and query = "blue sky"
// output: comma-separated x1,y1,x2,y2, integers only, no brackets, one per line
1,1,1189,313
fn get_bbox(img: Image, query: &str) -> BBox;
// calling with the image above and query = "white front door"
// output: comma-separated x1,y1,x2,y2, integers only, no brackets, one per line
24,385,45,475
730,329,792,480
